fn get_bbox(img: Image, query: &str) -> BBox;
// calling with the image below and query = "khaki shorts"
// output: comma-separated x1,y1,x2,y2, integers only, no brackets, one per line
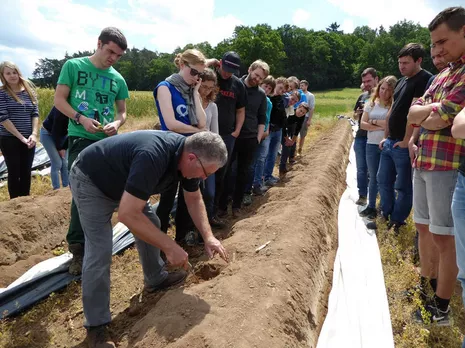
413,169,458,235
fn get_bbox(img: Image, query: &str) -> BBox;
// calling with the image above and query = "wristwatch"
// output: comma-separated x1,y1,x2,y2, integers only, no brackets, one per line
74,112,82,124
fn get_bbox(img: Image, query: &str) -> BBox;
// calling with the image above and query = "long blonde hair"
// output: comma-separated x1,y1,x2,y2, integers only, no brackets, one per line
0,61,37,104
370,75,397,107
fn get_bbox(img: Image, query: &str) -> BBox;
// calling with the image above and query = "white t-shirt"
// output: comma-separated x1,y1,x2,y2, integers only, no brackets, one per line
205,102,219,134
303,91,315,118
364,101,389,145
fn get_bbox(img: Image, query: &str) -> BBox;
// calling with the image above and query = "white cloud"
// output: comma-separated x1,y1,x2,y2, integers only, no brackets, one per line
0,0,242,78
341,19,355,33
327,0,436,29
292,9,311,28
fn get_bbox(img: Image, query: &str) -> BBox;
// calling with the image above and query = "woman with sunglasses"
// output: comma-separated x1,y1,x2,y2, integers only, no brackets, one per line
154,49,207,245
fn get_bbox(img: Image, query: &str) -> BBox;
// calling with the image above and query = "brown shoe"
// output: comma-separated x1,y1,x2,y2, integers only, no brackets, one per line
69,243,84,275
86,325,115,348
144,270,187,293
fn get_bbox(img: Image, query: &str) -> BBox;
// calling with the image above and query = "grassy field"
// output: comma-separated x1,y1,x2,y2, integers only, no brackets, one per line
36,88,359,120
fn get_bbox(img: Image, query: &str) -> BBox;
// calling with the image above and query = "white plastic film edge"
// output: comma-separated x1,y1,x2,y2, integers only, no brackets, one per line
316,133,394,348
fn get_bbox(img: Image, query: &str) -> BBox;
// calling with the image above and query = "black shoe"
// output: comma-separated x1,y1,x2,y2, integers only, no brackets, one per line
403,284,429,304
366,221,377,230
414,303,451,326
86,325,115,348
217,209,228,218
359,207,377,219
355,196,367,206
144,270,188,293
388,221,406,235
209,216,226,229
252,185,269,196
243,194,253,206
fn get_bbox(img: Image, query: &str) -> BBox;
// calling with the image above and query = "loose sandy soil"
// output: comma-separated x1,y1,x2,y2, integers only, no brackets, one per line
0,120,352,348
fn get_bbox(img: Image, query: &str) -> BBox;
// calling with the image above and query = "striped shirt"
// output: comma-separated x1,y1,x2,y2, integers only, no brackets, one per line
413,54,465,171
0,89,39,138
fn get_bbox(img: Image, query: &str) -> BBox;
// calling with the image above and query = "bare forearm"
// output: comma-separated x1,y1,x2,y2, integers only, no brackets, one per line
257,124,265,140
408,105,433,125
452,109,465,139
1,120,26,140
360,121,382,131
54,97,77,120
410,127,420,144
31,117,39,135
402,124,414,143
234,108,245,133
421,116,449,130
195,93,206,129
184,190,214,241
119,211,176,252
166,120,201,134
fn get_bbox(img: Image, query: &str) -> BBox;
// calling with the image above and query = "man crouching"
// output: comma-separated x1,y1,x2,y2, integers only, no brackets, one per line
69,130,229,348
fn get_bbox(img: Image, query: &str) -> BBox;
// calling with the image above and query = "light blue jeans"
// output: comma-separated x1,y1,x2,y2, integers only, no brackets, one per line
40,127,68,189
451,171,465,348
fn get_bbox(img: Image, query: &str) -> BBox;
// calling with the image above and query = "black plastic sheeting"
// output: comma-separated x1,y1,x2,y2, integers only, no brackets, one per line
0,146,51,180
0,202,171,319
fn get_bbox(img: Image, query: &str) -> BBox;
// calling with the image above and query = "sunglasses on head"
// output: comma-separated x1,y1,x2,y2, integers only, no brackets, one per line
186,64,204,78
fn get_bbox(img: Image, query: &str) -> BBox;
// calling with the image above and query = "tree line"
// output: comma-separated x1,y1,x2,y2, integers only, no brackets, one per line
32,21,435,91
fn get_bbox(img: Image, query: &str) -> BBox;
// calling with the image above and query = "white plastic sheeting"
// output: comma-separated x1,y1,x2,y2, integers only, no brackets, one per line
317,135,394,348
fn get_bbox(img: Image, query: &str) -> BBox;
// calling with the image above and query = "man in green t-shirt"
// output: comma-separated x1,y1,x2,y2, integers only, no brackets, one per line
54,27,129,278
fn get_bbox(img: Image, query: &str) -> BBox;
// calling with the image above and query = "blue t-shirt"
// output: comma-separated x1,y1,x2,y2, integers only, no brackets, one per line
265,96,272,132
154,81,191,133
294,89,308,109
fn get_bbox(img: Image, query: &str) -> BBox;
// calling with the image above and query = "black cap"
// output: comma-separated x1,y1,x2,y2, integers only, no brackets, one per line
221,51,241,74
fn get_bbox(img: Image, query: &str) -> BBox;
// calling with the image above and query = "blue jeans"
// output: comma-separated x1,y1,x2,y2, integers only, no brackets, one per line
366,143,381,209
264,129,282,181
203,174,215,219
377,138,412,224
354,136,368,197
40,127,68,190
452,172,465,343
253,135,271,187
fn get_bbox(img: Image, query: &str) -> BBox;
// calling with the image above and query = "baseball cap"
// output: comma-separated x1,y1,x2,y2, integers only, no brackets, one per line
221,51,241,74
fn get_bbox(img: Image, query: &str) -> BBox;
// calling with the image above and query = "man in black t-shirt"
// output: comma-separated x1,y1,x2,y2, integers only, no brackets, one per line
218,60,268,217
206,51,247,225
68,130,228,347
353,68,379,206
375,43,432,231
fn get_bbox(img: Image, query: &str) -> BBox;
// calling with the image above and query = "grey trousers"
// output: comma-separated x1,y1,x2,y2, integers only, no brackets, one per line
69,162,168,327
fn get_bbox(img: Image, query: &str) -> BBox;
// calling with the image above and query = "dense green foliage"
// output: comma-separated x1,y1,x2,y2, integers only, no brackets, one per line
32,21,435,91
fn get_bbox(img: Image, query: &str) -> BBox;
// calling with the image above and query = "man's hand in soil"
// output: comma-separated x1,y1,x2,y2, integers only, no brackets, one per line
204,236,229,262
81,117,101,134
103,120,122,136
165,243,189,270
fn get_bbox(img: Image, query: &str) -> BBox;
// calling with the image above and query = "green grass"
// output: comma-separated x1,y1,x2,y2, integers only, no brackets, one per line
313,88,360,119
37,88,360,121
37,89,157,121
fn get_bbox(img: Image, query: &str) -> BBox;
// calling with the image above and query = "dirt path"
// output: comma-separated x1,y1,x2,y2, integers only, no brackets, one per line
0,120,352,348
0,189,71,287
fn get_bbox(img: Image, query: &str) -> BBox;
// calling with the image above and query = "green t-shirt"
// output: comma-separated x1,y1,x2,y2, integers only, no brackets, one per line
57,57,129,141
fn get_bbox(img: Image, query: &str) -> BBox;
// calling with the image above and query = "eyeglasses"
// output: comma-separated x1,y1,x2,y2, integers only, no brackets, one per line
186,64,205,78
196,155,210,178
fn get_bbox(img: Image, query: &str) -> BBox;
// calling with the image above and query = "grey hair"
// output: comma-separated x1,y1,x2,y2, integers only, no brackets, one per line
184,131,228,167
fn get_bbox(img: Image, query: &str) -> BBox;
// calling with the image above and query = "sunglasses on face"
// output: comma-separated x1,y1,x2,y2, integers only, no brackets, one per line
186,64,204,78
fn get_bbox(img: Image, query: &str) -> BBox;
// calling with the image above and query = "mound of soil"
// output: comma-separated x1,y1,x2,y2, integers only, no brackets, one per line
124,121,352,348
0,189,71,287
1,120,352,348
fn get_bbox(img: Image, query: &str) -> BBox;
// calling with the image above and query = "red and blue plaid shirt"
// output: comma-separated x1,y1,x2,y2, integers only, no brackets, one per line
413,54,465,171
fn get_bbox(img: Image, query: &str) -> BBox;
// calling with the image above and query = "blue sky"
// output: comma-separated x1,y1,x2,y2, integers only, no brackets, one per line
0,0,457,78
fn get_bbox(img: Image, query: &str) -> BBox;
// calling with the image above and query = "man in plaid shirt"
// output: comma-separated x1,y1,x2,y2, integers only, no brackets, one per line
408,6,465,326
